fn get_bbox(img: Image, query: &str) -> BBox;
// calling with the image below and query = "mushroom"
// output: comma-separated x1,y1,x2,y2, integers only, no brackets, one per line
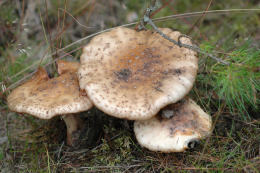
78,27,198,120
134,98,212,152
134,99,212,152
7,61,93,146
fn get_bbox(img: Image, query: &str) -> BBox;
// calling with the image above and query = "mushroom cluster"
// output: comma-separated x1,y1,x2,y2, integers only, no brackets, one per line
7,27,212,152
78,27,212,152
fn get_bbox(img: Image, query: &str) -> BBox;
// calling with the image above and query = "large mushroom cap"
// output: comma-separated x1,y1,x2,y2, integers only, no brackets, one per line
134,98,212,152
7,67,93,119
79,27,198,120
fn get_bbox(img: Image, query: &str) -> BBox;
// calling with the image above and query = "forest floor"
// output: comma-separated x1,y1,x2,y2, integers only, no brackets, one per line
0,0,259,172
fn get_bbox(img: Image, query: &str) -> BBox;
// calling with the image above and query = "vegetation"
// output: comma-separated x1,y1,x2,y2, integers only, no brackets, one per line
0,0,259,172
212,43,260,119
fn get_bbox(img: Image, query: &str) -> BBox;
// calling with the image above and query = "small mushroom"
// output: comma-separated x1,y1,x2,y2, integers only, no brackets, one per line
7,62,93,146
78,27,198,120
134,98,212,152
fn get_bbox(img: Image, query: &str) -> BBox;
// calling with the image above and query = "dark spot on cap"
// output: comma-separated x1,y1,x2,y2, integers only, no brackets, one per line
115,68,132,82
169,127,175,135
153,81,163,92
143,48,160,59
162,68,185,76
103,43,110,51
174,69,182,74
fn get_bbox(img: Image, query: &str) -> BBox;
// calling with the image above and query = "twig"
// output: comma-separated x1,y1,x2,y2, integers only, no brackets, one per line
148,19,230,65
60,0,67,49
77,164,142,170
162,0,208,41
139,0,229,65
152,9,260,24
187,0,213,35
57,141,64,159
58,8,96,30
44,0,56,73
137,0,157,30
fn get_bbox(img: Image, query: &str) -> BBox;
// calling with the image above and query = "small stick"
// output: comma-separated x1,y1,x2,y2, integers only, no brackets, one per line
147,18,230,65
137,0,157,31
139,0,230,65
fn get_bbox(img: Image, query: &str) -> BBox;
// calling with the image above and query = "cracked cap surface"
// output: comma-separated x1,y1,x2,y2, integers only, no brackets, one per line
79,27,198,120
7,66,92,119
134,98,212,152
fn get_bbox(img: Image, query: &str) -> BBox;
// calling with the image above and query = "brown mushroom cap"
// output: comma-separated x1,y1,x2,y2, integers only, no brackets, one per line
79,27,198,120
134,98,212,152
56,60,80,75
7,67,93,119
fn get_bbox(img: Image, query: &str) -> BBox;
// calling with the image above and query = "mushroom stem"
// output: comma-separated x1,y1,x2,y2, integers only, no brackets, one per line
62,114,83,146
